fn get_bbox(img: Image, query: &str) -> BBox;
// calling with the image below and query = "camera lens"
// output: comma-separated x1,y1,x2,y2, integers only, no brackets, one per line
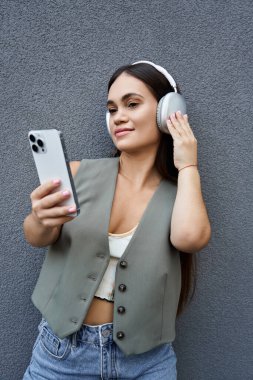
29,134,36,143
37,139,44,147
32,144,38,153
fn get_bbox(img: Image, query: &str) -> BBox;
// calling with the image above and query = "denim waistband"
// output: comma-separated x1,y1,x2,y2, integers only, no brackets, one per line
74,322,114,346
40,318,114,348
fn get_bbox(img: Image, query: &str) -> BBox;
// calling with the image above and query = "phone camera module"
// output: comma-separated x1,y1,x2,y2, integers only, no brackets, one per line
32,144,38,153
37,139,44,148
29,134,36,143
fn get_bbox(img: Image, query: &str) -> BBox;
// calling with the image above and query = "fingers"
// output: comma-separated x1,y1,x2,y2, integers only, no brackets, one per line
166,111,194,138
39,189,72,210
30,179,76,226
181,113,195,137
167,117,181,139
32,203,75,219
31,179,74,210
31,179,61,202
36,215,76,229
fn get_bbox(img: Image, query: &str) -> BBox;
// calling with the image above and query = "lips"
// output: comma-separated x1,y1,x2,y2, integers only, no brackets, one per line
114,128,134,137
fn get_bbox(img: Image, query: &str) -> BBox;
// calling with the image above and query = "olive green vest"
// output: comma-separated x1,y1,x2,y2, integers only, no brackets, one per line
31,157,181,355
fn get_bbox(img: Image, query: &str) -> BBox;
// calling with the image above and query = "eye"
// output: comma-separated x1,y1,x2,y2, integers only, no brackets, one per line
128,102,138,109
108,108,117,114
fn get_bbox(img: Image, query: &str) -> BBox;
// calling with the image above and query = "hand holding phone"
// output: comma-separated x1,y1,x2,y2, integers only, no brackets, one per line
28,129,80,218
29,178,79,230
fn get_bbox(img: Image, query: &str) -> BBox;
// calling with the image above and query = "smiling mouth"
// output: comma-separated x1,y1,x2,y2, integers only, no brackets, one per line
115,129,134,137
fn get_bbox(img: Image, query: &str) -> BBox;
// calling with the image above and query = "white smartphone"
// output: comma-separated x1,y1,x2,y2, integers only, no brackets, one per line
28,129,80,217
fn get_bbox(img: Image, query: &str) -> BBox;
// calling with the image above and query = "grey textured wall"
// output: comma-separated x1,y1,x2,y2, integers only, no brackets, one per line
1,1,252,379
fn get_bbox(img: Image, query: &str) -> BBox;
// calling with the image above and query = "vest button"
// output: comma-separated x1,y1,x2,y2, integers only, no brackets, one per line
117,331,125,339
117,306,126,314
120,260,128,268
118,284,127,292
70,317,78,324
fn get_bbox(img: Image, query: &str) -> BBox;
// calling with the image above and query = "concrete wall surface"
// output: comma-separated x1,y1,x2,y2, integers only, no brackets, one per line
0,1,252,379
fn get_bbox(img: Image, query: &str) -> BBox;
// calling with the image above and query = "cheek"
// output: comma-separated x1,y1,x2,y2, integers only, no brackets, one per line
136,118,160,142
143,111,158,133
138,105,157,125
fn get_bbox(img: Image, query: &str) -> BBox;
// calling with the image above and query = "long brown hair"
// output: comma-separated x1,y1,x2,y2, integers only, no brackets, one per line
108,63,197,316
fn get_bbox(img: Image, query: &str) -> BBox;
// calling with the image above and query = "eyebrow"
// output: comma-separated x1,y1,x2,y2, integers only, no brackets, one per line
107,93,144,106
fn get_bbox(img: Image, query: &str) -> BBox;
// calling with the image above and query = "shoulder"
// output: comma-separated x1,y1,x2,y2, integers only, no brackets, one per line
70,157,119,177
69,161,81,177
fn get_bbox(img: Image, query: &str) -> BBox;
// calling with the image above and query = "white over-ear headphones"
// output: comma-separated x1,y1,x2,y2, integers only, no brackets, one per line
106,60,186,136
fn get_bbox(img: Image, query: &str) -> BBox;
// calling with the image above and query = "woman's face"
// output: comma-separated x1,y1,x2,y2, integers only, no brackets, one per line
107,72,161,154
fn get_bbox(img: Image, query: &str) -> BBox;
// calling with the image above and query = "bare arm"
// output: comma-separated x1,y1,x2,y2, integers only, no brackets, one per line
167,111,211,253
23,161,81,248
170,166,211,253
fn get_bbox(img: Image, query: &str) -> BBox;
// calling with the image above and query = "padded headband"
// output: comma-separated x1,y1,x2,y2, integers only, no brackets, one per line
132,60,178,93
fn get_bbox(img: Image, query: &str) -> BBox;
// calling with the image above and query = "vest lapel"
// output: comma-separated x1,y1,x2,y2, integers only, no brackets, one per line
118,179,168,260
96,156,120,255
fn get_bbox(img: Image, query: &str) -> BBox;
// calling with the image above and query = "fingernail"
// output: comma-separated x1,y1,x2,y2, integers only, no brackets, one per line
53,179,61,185
62,190,69,197
171,113,175,118
68,206,76,213
177,111,182,115
167,119,172,125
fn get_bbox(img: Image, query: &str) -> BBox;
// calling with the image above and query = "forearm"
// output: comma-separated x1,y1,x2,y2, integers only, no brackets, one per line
170,167,211,253
23,213,61,248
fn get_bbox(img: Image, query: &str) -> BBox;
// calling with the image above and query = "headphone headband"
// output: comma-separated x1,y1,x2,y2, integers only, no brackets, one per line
132,60,178,93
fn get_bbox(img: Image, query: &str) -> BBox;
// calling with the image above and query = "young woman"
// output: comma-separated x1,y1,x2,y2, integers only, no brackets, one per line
23,61,211,379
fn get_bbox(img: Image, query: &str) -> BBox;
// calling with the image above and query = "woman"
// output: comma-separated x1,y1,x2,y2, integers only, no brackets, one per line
23,61,211,379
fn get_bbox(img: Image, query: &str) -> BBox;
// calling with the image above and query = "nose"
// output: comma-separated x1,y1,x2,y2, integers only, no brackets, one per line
112,108,129,126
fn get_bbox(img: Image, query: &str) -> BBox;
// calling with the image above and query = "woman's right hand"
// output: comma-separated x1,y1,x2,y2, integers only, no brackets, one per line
23,160,80,247
30,179,76,228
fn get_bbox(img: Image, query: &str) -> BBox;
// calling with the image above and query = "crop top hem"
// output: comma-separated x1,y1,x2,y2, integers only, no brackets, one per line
108,223,139,237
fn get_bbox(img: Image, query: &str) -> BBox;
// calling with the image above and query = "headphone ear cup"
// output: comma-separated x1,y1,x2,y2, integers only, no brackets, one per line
157,93,187,134
106,111,111,136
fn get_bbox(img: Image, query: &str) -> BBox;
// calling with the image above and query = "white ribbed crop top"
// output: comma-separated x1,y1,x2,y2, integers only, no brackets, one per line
94,224,139,301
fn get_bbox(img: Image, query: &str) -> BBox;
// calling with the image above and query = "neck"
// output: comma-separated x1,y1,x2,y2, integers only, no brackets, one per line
118,152,162,190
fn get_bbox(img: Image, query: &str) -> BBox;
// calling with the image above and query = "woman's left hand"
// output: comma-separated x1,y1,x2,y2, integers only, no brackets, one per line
166,111,198,171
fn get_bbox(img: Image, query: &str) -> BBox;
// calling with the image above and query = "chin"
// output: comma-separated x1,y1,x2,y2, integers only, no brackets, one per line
114,142,136,152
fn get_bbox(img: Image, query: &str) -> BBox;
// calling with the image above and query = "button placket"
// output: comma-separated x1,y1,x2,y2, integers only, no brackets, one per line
116,260,128,342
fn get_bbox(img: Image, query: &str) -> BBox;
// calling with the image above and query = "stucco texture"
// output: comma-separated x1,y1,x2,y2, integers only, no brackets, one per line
0,1,252,379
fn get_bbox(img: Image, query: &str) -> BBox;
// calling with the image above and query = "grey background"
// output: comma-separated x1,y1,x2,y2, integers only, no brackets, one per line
0,1,252,379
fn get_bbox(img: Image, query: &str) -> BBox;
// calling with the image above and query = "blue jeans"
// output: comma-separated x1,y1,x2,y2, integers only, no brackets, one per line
23,318,177,379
